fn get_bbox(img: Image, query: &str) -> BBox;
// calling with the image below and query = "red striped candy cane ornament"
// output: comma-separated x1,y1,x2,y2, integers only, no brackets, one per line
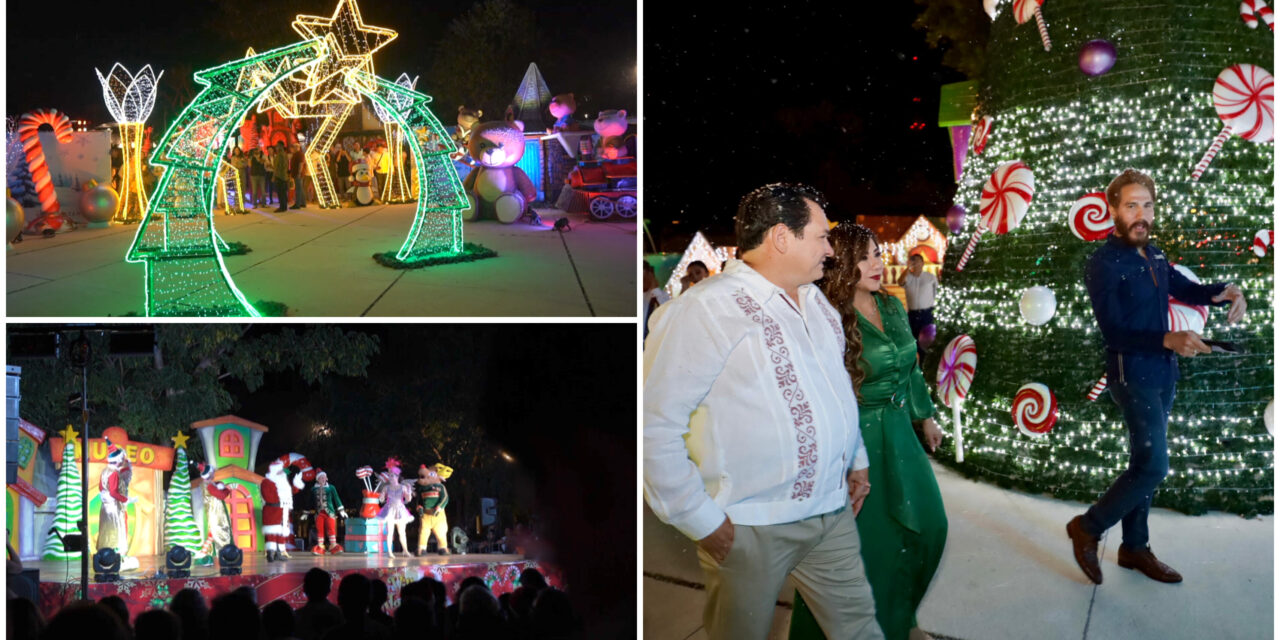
1014,0,1052,51
1241,0,1275,30
1192,64,1274,181
1086,374,1107,401
17,109,73,216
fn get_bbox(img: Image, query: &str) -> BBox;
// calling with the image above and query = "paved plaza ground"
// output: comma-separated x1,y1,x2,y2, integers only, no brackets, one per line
644,461,1273,639
6,204,636,317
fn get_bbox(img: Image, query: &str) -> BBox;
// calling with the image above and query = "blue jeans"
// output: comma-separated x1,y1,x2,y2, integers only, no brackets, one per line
907,307,934,360
1083,380,1174,549
293,174,307,207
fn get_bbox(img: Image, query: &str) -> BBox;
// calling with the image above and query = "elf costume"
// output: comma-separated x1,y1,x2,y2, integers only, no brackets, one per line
307,469,347,555
416,463,453,555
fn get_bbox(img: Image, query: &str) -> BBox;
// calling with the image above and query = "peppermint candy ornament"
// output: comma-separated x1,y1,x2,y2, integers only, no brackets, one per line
937,334,977,462
972,115,993,155
1014,0,1052,51
1241,0,1275,31
957,161,1035,271
1253,229,1273,257
1012,383,1059,437
1191,64,1274,181
1168,264,1209,334
1068,192,1114,241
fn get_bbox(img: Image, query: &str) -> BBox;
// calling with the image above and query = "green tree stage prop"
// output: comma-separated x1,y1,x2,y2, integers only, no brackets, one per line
43,439,84,561
933,0,1273,516
163,441,206,560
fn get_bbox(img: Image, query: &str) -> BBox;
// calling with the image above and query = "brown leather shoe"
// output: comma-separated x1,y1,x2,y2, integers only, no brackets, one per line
1066,515,1102,584
1117,545,1183,583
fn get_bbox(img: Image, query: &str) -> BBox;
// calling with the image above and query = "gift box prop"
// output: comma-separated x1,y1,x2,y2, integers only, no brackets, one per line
344,517,384,553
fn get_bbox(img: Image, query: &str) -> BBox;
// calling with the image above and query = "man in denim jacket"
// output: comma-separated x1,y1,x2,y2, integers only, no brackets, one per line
1067,169,1247,586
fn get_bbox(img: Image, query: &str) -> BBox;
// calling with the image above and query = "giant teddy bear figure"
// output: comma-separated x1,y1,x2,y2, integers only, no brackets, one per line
549,93,578,132
594,109,631,160
462,116,537,224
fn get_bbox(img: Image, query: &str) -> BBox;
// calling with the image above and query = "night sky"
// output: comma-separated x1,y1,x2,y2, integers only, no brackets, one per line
644,2,968,250
6,0,636,126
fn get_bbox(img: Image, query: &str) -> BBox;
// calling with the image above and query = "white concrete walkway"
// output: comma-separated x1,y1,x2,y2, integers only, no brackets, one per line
643,461,1273,639
6,204,636,317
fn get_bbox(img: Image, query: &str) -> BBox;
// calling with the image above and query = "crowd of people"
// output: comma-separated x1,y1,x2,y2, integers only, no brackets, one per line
219,141,399,212
7,567,578,640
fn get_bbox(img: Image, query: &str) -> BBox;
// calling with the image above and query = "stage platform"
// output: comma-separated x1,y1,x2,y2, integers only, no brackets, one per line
33,552,558,622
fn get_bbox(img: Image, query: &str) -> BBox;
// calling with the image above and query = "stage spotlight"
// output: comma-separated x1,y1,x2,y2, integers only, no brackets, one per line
449,527,469,555
553,217,571,232
166,545,192,579
218,543,243,576
93,547,120,582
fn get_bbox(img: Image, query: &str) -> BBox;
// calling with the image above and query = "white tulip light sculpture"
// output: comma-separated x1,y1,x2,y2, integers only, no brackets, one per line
95,63,163,224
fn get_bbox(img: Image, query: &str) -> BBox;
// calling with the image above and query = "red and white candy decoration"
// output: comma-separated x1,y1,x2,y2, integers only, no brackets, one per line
937,334,978,462
1068,192,1114,241
1253,229,1273,257
958,161,1035,271
1168,264,1209,334
1086,374,1108,402
1241,0,1275,30
1013,0,1052,51
972,115,993,155
276,452,316,482
1012,383,1058,437
1191,64,1274,182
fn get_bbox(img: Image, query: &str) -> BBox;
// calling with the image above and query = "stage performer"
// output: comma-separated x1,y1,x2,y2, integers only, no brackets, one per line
304,469,348,555
97,438,140,570
198,463,233,554
1067,169,1247,586
415,463,453,556
376,457,414,557
261,459,304,562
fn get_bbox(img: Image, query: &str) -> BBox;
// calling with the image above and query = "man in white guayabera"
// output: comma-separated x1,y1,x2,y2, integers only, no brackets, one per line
644,183,883,640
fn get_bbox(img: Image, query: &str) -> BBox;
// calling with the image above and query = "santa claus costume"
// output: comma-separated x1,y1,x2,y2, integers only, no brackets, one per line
377,457,414,557
198,463,233,555
416,463,453,556
261,459,303,562
97,438,139,570
306,469,347,555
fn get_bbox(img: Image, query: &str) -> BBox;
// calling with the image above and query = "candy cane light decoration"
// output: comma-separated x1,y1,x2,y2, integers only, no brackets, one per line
95,63,163,224
18,109,74,235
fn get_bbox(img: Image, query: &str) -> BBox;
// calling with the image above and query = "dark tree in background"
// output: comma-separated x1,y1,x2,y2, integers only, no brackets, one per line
912,0,991,79
14,325,380,462
429,0,542,117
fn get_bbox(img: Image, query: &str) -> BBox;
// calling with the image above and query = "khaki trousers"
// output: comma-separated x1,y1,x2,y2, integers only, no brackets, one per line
698,506,882,640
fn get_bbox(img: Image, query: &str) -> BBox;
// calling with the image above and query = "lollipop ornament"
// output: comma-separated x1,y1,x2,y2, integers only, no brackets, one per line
1068,192,1114,242
957,161,1035,271
1013,383,1059,437
1191,64,1273,182
1014,0,1052,51
937,334,977,462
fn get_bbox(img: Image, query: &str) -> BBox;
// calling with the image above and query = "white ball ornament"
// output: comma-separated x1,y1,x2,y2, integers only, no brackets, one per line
1019,285,1057,326
1266,399,1274,437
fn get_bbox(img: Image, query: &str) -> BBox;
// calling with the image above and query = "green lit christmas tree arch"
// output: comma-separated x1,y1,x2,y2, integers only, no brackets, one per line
125,39,328,317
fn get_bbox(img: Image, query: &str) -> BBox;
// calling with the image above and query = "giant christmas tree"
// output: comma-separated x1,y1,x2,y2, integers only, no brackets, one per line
163,438,205,556
43,439,84,561
933,0,1273,516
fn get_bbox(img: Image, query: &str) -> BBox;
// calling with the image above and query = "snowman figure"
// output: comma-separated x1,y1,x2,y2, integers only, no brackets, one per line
350,151,374,207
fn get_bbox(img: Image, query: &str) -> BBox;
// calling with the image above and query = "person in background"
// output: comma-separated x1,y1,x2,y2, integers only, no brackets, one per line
642,261,671,339
271,142,290,213
290,142,307,209
898,253,937,361
334,148,351,204
264,146,276,205
373,142,391,205
249,148,267,207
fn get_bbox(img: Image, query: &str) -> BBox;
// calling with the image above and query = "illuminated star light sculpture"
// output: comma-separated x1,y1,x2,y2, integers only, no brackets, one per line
371,73,419,204
95,64,163,224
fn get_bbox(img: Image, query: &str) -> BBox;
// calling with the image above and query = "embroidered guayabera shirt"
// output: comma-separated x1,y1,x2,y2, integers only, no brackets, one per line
643,259,868,541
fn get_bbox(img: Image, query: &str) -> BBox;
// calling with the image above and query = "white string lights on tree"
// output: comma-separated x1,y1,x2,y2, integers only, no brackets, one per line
372,73,419,204
95,63,163,224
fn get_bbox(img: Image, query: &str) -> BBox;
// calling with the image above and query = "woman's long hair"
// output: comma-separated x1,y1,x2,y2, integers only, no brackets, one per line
820,222,891,396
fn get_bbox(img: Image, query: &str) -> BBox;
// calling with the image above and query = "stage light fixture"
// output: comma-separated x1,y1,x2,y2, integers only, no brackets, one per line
218,543,243,576
449,527,469,555
93,547,121,582
166,545,192,578
553,217,571,232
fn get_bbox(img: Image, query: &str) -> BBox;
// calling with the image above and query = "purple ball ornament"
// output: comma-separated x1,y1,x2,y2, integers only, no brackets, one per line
1079,40,1117,77
946,205,966,234
918,324,937,349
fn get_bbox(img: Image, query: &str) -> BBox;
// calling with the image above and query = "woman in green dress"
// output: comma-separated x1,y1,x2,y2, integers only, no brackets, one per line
790,223,948,640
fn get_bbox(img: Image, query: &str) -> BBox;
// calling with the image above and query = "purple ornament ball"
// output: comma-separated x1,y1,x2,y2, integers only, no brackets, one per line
945,205,965,234
918,324,937,349
1079,40,1117,77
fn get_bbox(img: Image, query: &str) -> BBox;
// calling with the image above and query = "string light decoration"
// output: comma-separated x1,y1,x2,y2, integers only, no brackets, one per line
95,64,163,224
125,39,328,317
356,70,471,262
217,160,248,214
372,73,419,204
932,0,1273,516
663,231,735,296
